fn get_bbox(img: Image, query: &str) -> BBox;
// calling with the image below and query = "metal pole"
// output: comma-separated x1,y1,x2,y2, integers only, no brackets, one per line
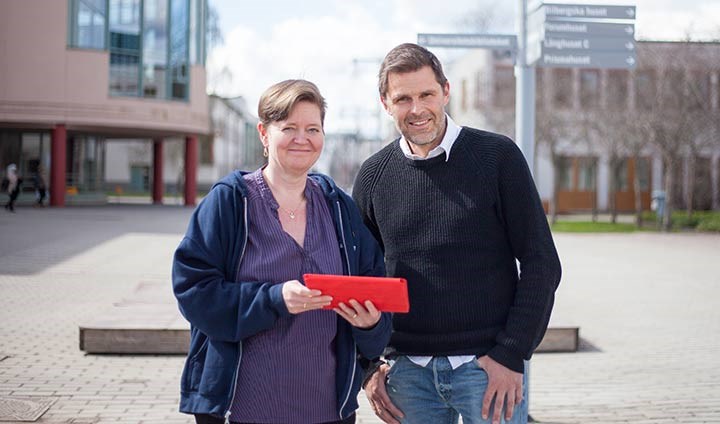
516,0,536,176
516,1,535,421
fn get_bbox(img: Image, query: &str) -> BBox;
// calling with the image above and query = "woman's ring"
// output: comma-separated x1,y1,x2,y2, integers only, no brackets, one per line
352,313,358,318
303,303,307,309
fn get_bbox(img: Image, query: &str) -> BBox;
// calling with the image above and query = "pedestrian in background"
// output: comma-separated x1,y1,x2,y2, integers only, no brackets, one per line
34,164,47,207
172,79,391,424
3,163,22,212
353,43,562,424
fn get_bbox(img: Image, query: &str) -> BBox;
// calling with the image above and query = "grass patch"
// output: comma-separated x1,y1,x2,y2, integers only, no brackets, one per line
551,221,636,233
642,210,720,232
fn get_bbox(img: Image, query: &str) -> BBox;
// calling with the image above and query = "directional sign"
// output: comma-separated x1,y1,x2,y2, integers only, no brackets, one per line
540,50,637,68
541,4,636,21
542,36,635,53
417,33,518,50
543,21,635,38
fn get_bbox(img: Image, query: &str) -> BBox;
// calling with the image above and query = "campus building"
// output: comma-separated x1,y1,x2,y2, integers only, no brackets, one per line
0,0,210,206
447,40,720,213
102,95,261,198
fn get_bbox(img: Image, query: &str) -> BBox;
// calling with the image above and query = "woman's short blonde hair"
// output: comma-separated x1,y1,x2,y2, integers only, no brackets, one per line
257,79,327,127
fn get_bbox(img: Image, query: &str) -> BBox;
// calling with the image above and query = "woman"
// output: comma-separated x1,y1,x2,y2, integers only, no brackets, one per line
172,79,391,424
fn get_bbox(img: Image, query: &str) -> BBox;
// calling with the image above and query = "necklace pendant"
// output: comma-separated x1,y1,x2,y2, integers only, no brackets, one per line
289,211,296,219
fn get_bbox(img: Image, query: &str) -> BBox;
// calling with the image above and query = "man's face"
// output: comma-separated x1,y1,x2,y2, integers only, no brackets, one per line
381,66,450,154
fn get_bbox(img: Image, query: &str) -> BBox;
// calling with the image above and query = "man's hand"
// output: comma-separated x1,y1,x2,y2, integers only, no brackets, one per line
365,363,404,424
477,355,523,424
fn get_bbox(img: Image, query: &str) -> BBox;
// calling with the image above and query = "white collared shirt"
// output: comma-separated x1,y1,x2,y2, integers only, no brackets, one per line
398,114,474,369
399,114,461,162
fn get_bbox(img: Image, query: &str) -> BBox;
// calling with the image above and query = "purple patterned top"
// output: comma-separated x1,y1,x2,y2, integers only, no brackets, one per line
228,169,343,423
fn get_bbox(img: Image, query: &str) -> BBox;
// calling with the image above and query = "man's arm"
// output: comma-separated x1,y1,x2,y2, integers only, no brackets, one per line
489,138,562,370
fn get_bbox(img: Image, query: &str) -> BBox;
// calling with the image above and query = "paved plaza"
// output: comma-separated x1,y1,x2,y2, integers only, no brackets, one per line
1,205,719,423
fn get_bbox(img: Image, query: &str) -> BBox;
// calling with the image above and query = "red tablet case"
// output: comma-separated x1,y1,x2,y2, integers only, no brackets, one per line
303,274,410,313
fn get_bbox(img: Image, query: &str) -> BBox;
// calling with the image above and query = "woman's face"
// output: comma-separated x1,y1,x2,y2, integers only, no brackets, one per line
258,101,324,177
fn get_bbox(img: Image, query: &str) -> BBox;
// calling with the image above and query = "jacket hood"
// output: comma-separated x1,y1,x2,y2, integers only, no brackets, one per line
212,170,251,197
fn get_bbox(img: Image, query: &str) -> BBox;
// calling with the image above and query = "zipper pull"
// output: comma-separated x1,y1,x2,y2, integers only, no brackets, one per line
224,411,231,424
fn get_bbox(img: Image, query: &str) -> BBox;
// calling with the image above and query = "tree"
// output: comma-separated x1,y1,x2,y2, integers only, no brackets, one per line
638,42,720,230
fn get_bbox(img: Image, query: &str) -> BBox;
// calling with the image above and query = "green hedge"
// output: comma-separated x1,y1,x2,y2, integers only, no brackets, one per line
641,210,720,232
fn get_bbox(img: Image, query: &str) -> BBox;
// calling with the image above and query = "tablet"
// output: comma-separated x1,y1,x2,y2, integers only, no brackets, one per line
303,274,410,313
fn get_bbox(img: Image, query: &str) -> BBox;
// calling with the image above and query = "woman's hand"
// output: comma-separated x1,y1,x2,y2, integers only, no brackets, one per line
334,299,381,329
282,280,332,314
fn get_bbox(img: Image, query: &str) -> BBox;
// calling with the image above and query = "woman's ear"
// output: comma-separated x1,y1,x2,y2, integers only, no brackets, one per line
257,122,267,145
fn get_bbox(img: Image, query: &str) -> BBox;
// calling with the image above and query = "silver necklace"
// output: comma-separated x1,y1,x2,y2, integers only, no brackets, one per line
279,197,304,219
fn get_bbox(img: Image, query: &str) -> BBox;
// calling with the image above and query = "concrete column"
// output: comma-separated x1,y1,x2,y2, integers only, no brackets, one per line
184,136,198,206
50,124,67,207
152,139,164,204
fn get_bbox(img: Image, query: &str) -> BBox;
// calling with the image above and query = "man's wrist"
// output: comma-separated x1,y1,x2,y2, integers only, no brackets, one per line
361,358,387,389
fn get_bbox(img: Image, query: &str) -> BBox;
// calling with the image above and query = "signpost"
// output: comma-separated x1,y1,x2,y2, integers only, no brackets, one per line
541,3,636,20
528,2,637,69
417,33,518,50
540,50,637,68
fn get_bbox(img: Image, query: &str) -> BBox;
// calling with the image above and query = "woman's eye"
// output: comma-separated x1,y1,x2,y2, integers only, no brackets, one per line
308,128,320,134
282,127,295,133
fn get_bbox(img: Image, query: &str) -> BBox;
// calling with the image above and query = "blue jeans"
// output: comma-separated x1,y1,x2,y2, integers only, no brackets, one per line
385,356,528,424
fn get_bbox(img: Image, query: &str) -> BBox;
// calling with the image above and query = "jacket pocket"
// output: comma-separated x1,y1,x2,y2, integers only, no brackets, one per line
182,331,209,392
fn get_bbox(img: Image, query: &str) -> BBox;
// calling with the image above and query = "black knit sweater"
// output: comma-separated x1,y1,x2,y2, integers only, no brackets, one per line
352,127,561,373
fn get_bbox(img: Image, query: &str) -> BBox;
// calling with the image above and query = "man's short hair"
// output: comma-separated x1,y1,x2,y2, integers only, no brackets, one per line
378,43,448,98
258,79,327,127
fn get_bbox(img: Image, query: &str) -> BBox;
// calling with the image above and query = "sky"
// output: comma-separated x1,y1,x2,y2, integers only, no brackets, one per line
207,0,720,138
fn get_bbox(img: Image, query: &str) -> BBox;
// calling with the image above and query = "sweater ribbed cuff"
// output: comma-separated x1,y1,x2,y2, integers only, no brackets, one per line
487,344,525,374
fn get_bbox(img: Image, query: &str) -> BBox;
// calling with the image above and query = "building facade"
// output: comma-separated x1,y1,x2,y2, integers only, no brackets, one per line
0,0,210,206
446,41,720,214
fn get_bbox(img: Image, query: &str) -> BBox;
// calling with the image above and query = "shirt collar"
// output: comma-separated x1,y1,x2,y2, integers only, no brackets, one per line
399,114,461,162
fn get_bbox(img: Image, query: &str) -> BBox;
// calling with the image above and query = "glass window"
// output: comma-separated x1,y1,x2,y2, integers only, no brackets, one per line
143,0,169,99
70,0,107,49
553,69,572,109
461,79,468,112
558,157,573,191
109,0,141,96
635,70,657,111
474,70,490,109
580,69,600,109
577,157,597,191
493,66,515,108
189,0,206,65
687,71,711,111
615,159,629,192
199,136,213,164
663,69,684,110
636,157,650,191
606,70,628,109
169,0,190,100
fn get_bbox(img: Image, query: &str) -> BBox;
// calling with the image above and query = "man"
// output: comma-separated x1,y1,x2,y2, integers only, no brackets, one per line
352,43,561,424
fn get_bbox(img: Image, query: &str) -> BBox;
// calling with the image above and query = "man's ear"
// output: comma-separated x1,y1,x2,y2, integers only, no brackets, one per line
380,95,391,115
442,81,450,106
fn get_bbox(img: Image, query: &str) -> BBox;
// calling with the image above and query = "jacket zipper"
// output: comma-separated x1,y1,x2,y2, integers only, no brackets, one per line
225,196,249,424
336,200,357,419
